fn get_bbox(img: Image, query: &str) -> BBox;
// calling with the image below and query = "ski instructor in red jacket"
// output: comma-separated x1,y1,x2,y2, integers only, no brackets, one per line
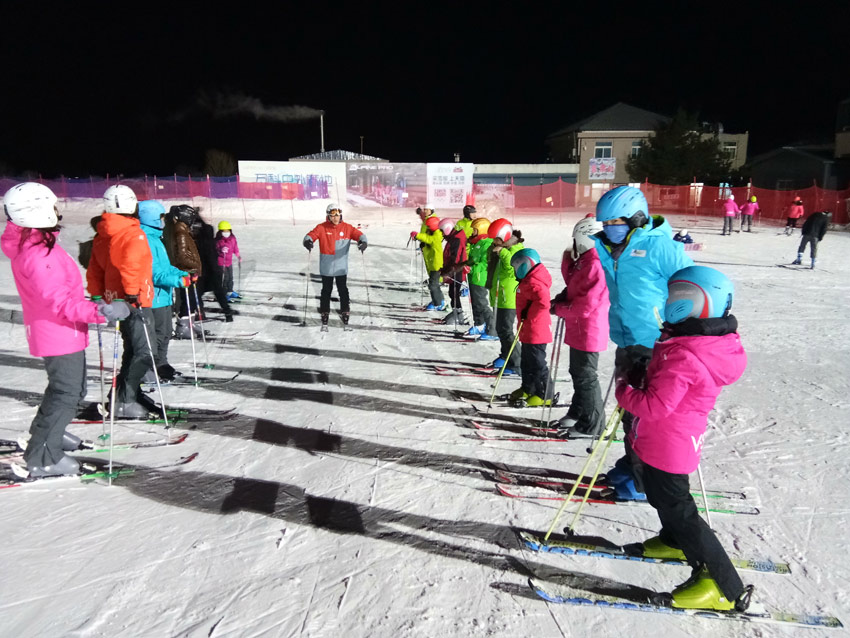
303,203,367,330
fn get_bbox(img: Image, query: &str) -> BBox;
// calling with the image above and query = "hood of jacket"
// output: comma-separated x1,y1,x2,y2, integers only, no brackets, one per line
660,330,747,387
99,212,141,238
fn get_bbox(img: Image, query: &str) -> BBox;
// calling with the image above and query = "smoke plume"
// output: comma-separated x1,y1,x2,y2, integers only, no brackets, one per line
198,91,322,122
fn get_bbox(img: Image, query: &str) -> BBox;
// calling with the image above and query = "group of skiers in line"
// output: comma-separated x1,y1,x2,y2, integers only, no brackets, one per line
2,182,242,480
406,187,758,612
721,195,832,267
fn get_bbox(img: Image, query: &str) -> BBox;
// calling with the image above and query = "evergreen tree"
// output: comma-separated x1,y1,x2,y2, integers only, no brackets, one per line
627,109,732,185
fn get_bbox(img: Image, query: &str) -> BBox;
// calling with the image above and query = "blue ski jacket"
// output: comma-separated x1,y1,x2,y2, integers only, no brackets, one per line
592,215,693,349
142,224,189,309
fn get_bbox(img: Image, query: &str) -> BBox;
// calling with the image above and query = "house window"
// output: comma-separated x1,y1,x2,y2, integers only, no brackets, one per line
723,141,737,161
594,142,613,158
631,141,642,157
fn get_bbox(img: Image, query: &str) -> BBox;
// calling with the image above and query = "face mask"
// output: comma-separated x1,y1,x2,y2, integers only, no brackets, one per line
603,224,630,244
222,231,231,238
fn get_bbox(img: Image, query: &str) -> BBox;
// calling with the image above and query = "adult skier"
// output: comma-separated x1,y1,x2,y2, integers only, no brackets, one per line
2,183,129,477
163,205,203,339
616,265,752,611
303,203,367,330
87,185,157,419
592,186,693,499
792,210,831,269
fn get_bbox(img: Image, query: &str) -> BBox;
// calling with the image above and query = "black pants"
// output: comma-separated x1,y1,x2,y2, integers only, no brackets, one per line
469,284,492,328
495,308,521,368
24,350,86,467
427,271,444,307
722,217,734,234
221,265,234,292
520,343,551,398
447,275,462,311
566,348,604,434
740,215,753,231
150,305,173,369
320,275,350,313
797,235,819,258
785,217,799,229
117,308,155,404
638,462,745,601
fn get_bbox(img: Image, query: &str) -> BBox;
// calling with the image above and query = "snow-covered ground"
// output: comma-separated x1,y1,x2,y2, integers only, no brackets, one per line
0,199,848,637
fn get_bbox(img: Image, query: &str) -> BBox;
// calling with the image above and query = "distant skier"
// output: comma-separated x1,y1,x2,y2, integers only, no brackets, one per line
721,195,739,236
592,186,693,500
508,248,553,407
215,221,241,300
304,203,367,330
454,204,475,239
791,210,831,269
2,183,129,477
616,265,752,612
739,196,759,232
673,229,694,244
784,196,804,235
551,217,610,437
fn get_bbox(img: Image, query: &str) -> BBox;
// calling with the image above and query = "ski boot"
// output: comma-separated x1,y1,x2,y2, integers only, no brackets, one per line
478,331,499,341
341,311,353,332
671,565,742,611
791,253,802,265
508,387,529,406
491,357,506,369
811,258,816,270
157,364,182,383
525,392,558,408
601,476,647,501
641,535,686,560
601,456,633,486
467,325,485,336
425,301,447,311
18,454,81,479
114,401,154,420
320,312,329,332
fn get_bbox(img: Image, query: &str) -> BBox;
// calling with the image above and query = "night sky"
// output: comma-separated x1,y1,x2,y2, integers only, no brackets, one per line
1,2,848,177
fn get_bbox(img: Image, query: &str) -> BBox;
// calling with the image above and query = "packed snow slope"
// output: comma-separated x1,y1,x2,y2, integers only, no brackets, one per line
0,199,848,638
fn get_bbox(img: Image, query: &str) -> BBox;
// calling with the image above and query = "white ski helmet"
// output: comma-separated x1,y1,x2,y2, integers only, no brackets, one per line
3,182,59,229
572,216,603,259
103,184,139,215
437,218,456,236
326,202,343,221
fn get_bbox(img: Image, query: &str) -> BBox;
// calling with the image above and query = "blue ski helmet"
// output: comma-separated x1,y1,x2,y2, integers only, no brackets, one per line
510,248,541,280
596,186,648,223
138,200,166,229
665,266,734,324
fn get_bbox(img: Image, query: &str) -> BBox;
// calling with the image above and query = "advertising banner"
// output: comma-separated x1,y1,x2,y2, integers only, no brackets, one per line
345,162,427,208
426,163,474,209
238,160,346,201
588,158,616,181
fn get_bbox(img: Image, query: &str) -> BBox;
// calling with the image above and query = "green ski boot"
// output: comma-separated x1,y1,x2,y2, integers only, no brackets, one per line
671,565,735,611
642,536,686,560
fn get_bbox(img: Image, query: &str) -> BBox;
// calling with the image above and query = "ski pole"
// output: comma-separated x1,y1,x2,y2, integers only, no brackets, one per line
489,320,522,406
565,408,625,534
96,324,106,437
237,259,242,295
107,320,121,486
184,287,198,385
138,309,169,432
359,249,374,324
697,463,713,529
301,249,311,326
586,369,617,454
539,317,565,427
543,407,623,540
192,283,212,369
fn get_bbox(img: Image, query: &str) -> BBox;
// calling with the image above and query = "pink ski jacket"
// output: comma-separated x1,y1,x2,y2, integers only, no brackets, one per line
552,248,610,353
616,331,747,474
789,203,805,219
722,199,740,216
216,234,240,267
515,263,552,345
2,222,105,357
740,202,759,216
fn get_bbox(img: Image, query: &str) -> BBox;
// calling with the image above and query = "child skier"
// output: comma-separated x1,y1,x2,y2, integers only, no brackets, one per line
739,196,759,232
439,217,468,325
215,221,241,300
721,195,739,236
673,229,694,244
785,196,804,235
508,248,553,406
615,265,752,611
139,200,192,383
411,216,444,311
465,218,497,340
487,220,523,373
551,217,609,436
304,203,368,330
2,183,129,477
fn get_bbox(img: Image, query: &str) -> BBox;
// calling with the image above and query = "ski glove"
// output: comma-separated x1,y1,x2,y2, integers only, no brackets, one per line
303,237,314,251
98,300,131,326
358,240,367,252
520,303,531,321
409,231,418,240
125,295,141,308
